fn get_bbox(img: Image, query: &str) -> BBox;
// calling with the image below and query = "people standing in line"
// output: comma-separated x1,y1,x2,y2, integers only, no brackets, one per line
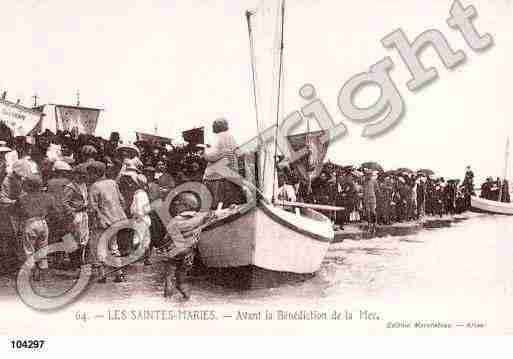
378,176,394,225
202,118,240,209
376,177,387,225
396,177,408,221
444,180,458,215
493,177,502,201
433,180,445,217
501,179,511,203
462,165,475,209
362,170,379,233
425,177,434,216
416,176,426,218
410,176,418,220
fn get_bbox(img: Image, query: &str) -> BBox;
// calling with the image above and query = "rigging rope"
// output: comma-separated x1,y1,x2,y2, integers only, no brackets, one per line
272,0,286,203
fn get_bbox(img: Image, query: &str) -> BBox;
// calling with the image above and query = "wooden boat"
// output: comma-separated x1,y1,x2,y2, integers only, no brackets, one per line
470,137,513,215
197,0,335,275
199,200,333,273
470,196,513,215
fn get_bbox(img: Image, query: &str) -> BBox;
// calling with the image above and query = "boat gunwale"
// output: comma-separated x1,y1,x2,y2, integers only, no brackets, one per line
470,196,513,215
201,201,333,243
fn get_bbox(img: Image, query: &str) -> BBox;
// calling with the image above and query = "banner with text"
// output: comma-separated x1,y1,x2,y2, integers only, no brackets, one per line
0,100,43,137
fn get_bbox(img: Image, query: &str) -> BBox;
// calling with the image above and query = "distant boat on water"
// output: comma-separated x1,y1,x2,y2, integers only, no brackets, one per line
471,137,513,215
470,197,513,215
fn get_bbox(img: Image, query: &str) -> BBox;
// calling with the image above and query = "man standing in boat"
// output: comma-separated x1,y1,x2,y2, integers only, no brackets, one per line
202,118,240,209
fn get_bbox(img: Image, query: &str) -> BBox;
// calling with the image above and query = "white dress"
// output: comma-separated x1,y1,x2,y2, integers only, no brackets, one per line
130,189,152,247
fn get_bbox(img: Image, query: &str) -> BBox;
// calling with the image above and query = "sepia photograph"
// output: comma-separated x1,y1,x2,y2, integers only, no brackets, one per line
0,0,512,348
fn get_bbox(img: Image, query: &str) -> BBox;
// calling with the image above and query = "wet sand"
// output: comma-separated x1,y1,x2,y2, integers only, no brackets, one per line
2,210,513,334
0,212,488,305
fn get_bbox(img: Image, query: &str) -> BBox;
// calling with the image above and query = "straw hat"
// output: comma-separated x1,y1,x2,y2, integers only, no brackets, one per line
116,143,140,158
53,160,72,172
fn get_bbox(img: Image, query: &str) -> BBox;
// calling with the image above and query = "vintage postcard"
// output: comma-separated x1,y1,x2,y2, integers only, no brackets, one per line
0,0,512,348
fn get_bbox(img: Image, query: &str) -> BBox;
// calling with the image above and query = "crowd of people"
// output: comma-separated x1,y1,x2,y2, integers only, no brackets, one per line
0,116,510,297
0,118,242,299
277,163,486,231
479,176,511,202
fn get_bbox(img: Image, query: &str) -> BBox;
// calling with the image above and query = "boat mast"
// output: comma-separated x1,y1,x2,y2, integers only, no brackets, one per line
272,0,286,203
246,10,262,139
246,9,266,199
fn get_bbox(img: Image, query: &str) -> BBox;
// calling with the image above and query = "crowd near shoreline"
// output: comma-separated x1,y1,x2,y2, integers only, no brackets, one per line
275,161,505,231
0,118,508,299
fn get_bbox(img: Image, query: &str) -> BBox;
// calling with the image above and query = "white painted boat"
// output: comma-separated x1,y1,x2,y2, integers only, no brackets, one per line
470,196,513,215
197,0,334,274
470,136,513,215
199,201,333,273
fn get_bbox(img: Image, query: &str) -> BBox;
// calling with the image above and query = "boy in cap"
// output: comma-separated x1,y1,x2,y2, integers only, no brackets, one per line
156,191,214,299
16,174,57,281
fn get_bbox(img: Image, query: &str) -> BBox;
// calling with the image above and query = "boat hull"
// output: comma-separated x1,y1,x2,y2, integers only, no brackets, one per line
197,203,334,274
470,196,513,215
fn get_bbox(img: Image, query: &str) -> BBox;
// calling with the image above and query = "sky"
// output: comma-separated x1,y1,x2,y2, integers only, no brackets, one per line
0,0,511,184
